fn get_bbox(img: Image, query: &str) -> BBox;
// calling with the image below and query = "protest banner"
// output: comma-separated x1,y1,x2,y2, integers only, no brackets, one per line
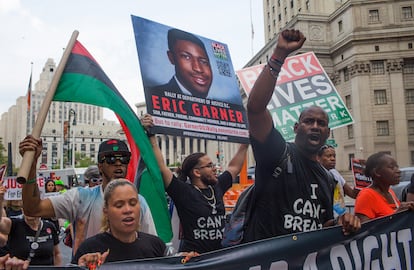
237,52,353,141
30,211,413,269
2,176,46,200
131,15,248,143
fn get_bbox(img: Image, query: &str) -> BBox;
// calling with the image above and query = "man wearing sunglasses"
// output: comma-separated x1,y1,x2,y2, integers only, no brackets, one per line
20,136,157,256
83,165,102,188
141,114,249,254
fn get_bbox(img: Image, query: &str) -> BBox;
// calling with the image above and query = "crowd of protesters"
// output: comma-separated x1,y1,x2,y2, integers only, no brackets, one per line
2,27,414,269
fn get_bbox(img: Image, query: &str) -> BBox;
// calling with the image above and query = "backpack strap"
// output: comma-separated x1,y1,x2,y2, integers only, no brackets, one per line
272,143,292,179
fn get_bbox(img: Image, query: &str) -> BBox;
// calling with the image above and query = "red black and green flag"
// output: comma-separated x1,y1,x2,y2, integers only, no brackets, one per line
53,40,172,242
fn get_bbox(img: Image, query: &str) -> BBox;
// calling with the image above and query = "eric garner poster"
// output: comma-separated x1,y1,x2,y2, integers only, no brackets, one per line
131,15,248,144
237,52,353,141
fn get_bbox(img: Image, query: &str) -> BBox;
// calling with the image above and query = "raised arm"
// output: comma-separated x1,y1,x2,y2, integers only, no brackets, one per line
226,144,249,179
141,114,173,188
19,135,55,217
247,29,306,143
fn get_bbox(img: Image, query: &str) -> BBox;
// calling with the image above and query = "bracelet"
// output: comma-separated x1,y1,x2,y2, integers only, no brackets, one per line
267,64,280,80
269,57,284,68
146,131,155,138
25,178,37,185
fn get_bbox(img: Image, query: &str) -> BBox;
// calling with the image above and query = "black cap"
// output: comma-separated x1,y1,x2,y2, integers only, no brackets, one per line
98,139,130,159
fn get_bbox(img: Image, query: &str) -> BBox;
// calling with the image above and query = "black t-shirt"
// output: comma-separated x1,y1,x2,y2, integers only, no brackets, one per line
72,232,165,264
167,171,232,253
8,218,59,265
244,128,334,243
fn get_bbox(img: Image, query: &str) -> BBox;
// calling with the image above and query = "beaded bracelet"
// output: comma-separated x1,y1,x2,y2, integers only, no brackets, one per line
25,178,37,185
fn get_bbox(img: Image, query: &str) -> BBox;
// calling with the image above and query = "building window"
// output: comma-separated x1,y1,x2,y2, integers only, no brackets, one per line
345,95,352,109
343,67,349,81
347,125,354,139
371,60,385,74
376,121,389,136
403,58,414,73
375,45,379,51
278,13,281,21
374,89,387,105
290,0,294,8
409,43,413,49
369,9,380,23
408,120,414,135
402,6,413,19
338,20,343,33
284,7,287,14
406,89,414,103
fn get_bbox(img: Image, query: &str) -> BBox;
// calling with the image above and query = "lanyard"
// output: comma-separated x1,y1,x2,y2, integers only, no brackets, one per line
27,220,43,262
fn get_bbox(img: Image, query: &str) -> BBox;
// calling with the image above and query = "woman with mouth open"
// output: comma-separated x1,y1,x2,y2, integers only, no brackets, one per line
72,179,165,267
72,179,198,268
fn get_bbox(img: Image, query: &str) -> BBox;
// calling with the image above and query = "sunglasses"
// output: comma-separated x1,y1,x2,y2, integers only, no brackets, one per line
100,155,130,165
89,177,102,184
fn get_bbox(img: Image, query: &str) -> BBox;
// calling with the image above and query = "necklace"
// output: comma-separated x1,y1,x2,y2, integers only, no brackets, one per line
193,185,217,214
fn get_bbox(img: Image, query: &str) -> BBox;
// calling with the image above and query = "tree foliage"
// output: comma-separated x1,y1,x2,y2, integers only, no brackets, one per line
0,138,7,164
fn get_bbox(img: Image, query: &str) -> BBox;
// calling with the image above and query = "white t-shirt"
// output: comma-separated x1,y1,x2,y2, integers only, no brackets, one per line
49,185,157,240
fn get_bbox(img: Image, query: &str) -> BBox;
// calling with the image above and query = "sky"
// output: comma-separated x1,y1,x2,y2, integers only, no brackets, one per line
0,0,265,121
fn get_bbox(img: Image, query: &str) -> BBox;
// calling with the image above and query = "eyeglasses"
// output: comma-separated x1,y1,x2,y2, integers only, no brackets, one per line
196,163,216,170
89,177,102,184
100,155,130,165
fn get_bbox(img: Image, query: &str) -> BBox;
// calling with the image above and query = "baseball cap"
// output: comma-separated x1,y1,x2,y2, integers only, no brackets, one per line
98,139,130,159
54,180,65,186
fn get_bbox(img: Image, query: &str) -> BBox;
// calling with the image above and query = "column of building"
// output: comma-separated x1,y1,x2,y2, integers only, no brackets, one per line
388,59,409,166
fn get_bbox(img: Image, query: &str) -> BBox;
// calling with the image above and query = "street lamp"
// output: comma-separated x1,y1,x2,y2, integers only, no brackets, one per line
68,109,76,168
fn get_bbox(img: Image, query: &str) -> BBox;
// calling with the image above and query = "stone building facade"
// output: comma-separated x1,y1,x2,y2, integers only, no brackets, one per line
251,0,414,171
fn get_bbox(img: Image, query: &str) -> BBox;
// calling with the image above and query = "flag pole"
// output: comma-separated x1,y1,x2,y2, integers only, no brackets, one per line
17,30,79,184
28,62,33,134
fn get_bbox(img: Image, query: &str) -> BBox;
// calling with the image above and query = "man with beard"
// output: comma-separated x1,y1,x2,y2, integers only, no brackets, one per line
243,29,360,243
141,114,248,253
20,137,157,255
